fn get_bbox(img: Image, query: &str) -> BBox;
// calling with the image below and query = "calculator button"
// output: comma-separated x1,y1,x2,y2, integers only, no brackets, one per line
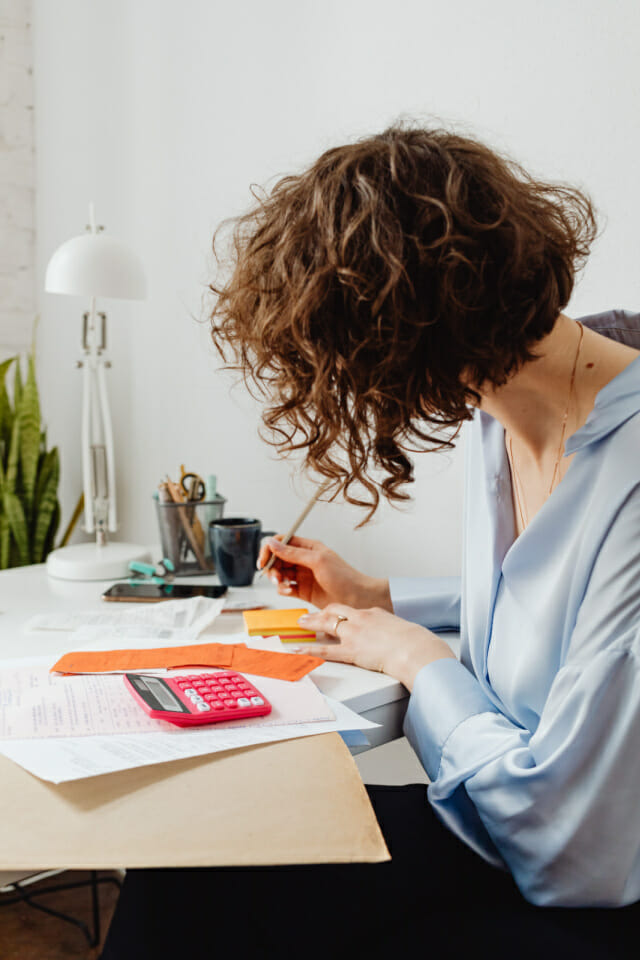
196,702,210,711
251,696,265,706
237,698,250,707
184,688,197,697
212,702,224,710
223,699,237,708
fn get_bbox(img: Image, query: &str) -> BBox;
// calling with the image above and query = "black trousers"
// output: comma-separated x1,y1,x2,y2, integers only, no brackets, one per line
100,784,639,959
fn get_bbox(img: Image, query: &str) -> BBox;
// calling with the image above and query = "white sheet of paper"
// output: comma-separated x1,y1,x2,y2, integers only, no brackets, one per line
0,697,378,783
0,659,334,740
25,596,225,638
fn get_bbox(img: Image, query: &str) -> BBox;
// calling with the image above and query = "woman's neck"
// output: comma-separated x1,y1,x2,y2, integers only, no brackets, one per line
478,313,637,466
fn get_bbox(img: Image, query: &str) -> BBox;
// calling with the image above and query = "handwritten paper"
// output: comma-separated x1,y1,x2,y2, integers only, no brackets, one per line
0,660,333,740
0,695,377,783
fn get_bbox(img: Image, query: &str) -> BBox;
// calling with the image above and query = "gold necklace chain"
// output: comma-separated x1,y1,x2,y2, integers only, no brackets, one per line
508,320,584,532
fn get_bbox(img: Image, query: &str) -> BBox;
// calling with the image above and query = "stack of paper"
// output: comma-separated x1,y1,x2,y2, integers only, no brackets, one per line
1,595,377,784
0,656,378,784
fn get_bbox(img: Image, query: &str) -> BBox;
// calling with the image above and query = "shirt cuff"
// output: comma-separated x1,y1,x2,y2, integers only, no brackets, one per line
389,576,461,631
403,657,498,780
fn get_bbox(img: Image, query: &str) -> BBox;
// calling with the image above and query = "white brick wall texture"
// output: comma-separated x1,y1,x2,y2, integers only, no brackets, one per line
0,0,34,354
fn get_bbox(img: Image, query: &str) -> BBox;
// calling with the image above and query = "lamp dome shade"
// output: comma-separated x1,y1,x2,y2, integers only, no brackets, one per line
45,232,147,300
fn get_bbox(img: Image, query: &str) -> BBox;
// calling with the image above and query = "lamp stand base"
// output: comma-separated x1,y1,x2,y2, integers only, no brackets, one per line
46,542,151,581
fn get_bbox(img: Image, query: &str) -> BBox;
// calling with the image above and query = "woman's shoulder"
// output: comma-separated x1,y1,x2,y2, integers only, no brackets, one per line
579,308,640,350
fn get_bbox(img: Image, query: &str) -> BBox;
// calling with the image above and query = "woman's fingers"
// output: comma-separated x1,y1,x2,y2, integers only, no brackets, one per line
263,538,314,565
285,534,320,550
298,605,354,636
258,536,314,572
262,559,298,593
297,607,352,659
257,534,283,569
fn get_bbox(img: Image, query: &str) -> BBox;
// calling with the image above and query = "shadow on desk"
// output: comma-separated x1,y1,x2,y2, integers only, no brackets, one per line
355,736,430,785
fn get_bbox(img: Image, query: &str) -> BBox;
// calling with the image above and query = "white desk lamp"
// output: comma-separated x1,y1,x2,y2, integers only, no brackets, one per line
45,204,151,580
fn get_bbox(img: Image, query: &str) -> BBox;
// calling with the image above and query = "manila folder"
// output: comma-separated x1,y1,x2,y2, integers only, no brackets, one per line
0,733,390,869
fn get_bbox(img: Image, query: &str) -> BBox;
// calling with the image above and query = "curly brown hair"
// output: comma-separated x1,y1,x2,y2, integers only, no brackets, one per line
209,125,597,521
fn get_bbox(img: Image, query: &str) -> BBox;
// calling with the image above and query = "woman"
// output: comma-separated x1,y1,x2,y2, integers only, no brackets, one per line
101,127,640,958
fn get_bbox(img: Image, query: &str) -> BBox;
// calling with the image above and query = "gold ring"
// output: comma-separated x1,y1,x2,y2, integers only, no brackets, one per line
334,615,348,634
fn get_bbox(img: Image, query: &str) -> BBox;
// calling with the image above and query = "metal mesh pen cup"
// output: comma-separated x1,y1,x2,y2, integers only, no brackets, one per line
155,495,226,576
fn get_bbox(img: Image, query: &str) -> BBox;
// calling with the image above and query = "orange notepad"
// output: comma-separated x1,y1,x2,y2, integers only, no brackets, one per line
50,643,324,682
243,608,316,641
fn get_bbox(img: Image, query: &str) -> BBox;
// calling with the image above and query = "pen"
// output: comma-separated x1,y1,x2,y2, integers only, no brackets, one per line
258,482,331,578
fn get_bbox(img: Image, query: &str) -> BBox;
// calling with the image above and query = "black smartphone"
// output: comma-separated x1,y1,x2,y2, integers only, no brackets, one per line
102,582,228,603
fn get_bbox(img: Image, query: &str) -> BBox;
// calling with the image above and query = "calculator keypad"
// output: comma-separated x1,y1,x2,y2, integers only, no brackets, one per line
163,671,271,726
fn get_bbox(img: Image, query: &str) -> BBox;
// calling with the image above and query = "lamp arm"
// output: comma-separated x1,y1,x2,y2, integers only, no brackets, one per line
81,359,95,534
96,359,117,532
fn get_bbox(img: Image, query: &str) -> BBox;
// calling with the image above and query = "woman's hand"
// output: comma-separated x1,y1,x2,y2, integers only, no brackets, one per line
293,604,456,691
258,535,392,611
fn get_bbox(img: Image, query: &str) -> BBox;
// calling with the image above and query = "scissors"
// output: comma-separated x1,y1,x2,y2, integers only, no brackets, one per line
179,464,206,502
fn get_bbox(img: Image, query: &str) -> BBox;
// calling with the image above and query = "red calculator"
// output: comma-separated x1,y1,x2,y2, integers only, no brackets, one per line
124,671,272,727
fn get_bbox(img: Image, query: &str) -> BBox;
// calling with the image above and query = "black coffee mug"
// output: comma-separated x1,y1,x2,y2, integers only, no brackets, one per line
208,518,274,587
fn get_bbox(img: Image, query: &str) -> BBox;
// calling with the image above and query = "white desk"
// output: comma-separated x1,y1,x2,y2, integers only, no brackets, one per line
0,563,410,752
0,562,399,879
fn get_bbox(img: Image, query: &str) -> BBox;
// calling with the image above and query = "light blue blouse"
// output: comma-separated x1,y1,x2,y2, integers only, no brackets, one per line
392,310,640,907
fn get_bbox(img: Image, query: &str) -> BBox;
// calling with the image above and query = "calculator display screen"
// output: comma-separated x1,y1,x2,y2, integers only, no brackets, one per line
146,677,182,711
130,675,186,712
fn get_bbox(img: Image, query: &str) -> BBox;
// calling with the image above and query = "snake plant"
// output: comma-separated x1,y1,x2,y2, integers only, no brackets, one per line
0,351,61,568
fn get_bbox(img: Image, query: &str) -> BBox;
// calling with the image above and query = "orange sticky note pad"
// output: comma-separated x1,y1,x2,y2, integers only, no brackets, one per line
243,608,316,640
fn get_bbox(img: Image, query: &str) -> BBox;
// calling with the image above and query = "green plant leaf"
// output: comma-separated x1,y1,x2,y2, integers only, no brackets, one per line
3,490,29,565
0,357,15,467
5,414,20,494
0,357,15,389
32,448,60,562
0,514,9,570
18,352,41,513
0,339,61,568
43,500,61,559
13,358,23,413
34,446,58,513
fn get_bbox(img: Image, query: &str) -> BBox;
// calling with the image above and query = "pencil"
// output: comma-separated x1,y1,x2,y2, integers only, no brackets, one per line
258,482,331,578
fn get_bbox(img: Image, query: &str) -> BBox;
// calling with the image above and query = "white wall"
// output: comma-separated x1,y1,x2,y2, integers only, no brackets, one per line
31,0,640,579
0,0,35,354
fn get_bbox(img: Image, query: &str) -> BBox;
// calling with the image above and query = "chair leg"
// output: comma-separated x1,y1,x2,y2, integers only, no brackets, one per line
0,870,123,947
